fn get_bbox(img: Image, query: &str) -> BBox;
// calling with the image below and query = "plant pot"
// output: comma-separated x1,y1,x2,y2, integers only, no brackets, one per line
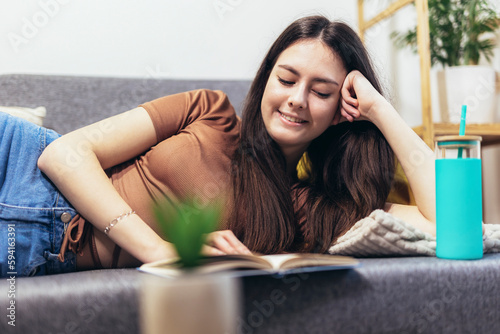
140,273,241,334
443,66,496,123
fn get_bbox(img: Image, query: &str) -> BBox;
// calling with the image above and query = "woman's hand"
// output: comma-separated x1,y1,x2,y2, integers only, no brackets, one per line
202,230,252,256
335,70,387,124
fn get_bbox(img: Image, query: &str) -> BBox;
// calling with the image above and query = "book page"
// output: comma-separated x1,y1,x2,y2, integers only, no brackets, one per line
197,254,273,271
259,254,302,270
140,254,274,277
260,253,359,271
139,253,359,277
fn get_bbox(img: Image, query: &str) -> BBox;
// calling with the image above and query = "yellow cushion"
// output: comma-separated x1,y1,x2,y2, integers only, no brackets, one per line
387,160,415,205
297,152,311,181
296,154,415,205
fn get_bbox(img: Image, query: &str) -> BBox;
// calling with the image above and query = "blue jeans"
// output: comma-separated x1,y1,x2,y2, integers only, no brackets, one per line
0,112,77,277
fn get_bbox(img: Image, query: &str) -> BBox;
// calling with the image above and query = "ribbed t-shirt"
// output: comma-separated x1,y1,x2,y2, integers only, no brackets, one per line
58,89,242,264
108,89,241,233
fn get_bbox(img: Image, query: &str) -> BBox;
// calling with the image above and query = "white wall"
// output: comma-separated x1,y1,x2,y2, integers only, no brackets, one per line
0,0,422,124
0,0,357,79
2,0,500,222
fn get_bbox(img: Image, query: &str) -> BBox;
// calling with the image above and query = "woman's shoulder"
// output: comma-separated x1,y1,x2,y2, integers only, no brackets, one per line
189,88,229,101
187,89,240,127
142,89,238,121
140,89,240,142
189,89,237,115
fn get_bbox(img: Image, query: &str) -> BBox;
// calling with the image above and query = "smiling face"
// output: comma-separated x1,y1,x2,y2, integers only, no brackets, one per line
261,39,347,165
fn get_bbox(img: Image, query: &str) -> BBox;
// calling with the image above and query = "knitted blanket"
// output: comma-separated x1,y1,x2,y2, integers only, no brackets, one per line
328,209,500,257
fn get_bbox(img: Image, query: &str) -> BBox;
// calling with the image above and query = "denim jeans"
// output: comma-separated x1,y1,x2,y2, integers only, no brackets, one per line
0,112,77,277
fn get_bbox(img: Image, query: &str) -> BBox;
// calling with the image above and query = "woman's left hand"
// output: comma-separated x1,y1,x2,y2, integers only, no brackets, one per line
203,230,252,256
334,70,387,124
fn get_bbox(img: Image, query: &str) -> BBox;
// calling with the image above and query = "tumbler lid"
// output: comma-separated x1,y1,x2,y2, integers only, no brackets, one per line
435,135,482,148
435,135,482,142
435,135,482,144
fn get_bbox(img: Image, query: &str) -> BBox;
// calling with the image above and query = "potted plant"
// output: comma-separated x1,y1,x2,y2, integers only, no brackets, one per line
141,198,240,334
392,0,499,123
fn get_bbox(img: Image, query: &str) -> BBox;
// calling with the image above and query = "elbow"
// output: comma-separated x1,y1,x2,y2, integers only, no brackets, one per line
37,139,74,177
38,137,95,178
37,140,58,175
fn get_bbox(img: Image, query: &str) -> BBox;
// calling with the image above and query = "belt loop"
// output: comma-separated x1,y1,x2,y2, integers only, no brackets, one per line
44,250,59,262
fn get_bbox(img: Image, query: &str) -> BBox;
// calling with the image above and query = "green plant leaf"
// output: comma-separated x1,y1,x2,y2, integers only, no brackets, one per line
391,0,499,67
153,197,222,268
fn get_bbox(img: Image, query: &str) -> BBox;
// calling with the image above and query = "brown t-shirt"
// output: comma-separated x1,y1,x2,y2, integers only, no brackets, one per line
114,89,240,232
58,89,240,262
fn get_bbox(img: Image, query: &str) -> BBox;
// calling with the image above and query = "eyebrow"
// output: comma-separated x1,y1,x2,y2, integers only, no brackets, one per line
277,64,339,86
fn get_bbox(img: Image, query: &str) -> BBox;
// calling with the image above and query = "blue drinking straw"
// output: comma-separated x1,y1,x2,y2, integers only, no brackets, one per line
458,105,467,158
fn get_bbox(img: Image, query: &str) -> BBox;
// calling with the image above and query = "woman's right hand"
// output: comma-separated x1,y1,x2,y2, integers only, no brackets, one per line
338,70,388,124
202,230,252,256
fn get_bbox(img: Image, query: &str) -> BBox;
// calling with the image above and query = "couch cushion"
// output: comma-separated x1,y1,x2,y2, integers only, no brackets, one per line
2,254,500,334
0,74,252,134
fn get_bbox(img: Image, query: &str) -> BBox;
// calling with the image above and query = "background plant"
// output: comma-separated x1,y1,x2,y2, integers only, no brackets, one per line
391,0,499,67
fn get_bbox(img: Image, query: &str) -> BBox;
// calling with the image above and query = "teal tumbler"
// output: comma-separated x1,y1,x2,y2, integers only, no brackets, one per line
435,135,483,260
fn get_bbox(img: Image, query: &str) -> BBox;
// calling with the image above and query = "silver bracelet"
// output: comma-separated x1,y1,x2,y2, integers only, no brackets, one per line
104,210,136,235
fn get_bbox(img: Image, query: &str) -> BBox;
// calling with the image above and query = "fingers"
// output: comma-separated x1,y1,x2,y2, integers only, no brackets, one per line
341,109,354,123
341,98,360,122
341,71,360,107
201,245,226,256
205,230,252,255
341,88,358,107
340,72,362,123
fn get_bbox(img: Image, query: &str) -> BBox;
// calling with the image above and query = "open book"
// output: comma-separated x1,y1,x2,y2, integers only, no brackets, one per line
139,253,359,277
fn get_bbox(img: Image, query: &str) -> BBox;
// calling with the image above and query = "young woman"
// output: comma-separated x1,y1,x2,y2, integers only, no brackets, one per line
0,15,435,277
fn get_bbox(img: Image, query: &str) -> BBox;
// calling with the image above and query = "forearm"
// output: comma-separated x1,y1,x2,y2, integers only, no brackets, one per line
371,100,436,222
38,139,175,263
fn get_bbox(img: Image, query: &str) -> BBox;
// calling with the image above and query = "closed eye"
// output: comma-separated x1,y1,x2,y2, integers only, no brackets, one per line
314,90,331,99
279,76,331,98
278,77,294,86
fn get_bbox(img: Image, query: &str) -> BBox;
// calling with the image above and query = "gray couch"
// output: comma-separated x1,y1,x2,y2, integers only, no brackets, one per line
1,74,500,334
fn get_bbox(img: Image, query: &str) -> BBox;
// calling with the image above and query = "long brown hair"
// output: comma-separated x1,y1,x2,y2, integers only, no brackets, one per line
226,16,395,253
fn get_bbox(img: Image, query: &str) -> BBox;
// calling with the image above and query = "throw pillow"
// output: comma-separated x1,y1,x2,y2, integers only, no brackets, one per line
0,106,46,126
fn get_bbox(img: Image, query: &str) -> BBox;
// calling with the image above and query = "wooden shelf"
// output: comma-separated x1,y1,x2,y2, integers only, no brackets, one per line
413,123,500,147
358,0,414,35
359,0,500,149
359,0,435,147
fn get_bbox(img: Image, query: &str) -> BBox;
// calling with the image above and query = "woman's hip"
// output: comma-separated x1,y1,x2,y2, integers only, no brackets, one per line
0,111,71,209
0,203,78,277
0,112,78,276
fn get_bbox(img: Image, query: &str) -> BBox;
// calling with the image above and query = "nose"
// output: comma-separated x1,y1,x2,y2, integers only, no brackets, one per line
288,85,307,110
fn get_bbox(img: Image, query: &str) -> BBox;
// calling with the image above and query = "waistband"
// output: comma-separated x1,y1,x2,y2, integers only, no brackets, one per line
58,215,122,269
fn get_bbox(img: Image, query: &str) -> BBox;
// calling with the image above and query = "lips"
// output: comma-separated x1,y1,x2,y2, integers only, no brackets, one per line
278,110,307,124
